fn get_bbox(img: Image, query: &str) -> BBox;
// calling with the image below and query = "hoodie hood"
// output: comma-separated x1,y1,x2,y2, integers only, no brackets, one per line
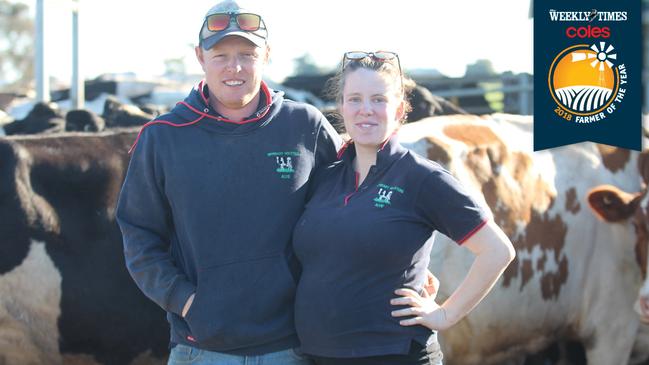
169,80,285,135
128,80,286,153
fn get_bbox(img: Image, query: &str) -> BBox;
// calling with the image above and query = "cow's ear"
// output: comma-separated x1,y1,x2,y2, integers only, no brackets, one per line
638,151,649,185
587,185,640,223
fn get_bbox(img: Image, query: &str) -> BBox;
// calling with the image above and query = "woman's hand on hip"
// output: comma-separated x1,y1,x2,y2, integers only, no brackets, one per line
390,288,453,331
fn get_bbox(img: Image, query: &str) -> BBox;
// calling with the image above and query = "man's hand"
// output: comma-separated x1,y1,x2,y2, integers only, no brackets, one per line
182,293,195,318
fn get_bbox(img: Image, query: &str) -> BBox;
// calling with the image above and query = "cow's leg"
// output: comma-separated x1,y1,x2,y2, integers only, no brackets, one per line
0,306,60,365
630,324,649,365
584,319,638,365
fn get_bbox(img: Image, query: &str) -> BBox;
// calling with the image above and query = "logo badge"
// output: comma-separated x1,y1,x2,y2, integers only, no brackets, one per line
373,183,404,208
267,151,300,179
373,189,393,206
534,2,641,151
275,156,294,173
549,42,622,121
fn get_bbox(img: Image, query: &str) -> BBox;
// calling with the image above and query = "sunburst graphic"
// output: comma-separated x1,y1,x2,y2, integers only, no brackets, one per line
550,43,618,114
588,42,616,71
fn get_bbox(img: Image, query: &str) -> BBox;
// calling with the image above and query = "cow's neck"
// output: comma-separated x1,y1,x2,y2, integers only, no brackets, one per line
353,145,378,186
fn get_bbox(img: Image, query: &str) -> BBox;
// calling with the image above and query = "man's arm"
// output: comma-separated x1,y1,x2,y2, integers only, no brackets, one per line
314,114,343,168
116,129,195,316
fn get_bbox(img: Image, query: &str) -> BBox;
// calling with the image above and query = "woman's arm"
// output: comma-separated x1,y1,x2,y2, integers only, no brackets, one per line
391,220,515,331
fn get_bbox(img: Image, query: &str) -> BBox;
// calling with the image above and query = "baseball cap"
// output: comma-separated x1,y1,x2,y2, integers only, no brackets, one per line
199,0,268,50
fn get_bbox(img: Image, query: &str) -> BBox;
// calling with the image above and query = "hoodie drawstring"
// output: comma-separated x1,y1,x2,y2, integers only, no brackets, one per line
128,116,207,154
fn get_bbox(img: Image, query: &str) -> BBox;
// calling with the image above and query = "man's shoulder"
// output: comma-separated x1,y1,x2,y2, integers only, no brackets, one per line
151,110,187,125
131,111,189,146
279,99,324,120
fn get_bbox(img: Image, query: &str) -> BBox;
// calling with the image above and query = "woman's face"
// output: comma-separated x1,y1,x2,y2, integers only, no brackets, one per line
341,68,404,150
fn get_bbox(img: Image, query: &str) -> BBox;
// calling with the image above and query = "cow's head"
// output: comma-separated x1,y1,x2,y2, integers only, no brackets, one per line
587,151,649,323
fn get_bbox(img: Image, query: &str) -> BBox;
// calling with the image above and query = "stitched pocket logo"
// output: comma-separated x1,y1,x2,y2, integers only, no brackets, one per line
266,151,300,179
373,183,404,208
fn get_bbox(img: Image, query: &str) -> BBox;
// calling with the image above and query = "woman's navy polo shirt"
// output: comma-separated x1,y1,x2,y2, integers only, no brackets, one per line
292,136,491,358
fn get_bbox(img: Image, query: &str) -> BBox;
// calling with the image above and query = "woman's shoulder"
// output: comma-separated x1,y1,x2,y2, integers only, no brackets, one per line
402,148,449,178
310,159,344,185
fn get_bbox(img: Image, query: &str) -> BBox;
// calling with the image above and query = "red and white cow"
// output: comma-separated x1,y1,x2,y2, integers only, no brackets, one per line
586,152,649,326
398,114,649,365
638,210,649,324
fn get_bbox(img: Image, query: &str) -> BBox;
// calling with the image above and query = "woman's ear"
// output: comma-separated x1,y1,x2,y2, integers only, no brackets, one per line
396,100,406,122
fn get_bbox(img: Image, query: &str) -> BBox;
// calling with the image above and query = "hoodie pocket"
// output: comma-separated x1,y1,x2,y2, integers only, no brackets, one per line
184,253,296,349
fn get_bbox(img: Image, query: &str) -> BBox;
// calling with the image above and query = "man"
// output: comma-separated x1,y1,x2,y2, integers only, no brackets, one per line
115,1,341,363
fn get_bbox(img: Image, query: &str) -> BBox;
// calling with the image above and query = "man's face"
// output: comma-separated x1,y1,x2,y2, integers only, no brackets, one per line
196,36,269,114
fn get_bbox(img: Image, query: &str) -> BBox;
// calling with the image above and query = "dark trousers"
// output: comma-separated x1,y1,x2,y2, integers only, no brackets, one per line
310,341,441,365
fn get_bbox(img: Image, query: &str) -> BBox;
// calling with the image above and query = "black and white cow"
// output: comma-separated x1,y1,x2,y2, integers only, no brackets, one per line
0,128,168,364
3,102,65,135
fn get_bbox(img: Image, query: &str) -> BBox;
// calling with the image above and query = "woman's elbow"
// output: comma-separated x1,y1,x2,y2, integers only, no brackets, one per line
486,222,516,267
465,221,516,268
497,239,516,268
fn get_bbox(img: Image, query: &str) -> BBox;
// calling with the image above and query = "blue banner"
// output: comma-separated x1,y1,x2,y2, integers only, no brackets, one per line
534,1,642,151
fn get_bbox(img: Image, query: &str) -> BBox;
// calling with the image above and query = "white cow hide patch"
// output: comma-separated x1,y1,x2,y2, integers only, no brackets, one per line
0,240,62,365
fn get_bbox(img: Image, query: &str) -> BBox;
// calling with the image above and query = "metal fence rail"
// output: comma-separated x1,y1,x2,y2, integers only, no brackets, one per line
414,73,534,115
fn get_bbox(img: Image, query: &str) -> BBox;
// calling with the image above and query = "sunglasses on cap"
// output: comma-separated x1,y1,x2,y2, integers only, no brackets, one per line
342,51,403,91
204,12,266,32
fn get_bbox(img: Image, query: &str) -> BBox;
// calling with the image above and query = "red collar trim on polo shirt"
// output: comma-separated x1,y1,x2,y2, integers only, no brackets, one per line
336,140,354,160
379,130,399,151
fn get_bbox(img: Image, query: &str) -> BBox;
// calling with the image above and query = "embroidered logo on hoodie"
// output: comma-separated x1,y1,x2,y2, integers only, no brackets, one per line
267,151,301,179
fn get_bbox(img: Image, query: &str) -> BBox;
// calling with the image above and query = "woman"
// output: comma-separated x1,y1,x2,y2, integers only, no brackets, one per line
291,51,515,365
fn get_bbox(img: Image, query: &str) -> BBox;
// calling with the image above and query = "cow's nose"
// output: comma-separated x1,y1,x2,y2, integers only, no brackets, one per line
641,296,649,323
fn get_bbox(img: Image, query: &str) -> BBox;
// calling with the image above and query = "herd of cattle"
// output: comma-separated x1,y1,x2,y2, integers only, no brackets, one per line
0,97,647,365
0,85,464,137
1,98,155,136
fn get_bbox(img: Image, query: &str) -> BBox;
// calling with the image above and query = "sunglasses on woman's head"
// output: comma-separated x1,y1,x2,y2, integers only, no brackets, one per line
342,51,403,91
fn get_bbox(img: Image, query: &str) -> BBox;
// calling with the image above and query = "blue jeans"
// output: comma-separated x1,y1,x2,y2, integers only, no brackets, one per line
168,344,314,365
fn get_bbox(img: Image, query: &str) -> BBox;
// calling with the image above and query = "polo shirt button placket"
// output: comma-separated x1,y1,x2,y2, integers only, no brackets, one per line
343,171,361,206
361,166,378,189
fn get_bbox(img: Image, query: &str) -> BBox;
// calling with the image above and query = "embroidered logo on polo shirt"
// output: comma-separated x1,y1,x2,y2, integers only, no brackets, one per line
373,183,404,208
266,151,300,179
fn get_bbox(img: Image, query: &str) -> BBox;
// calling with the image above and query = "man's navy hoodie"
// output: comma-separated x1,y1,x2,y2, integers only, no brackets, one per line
116,81,341,354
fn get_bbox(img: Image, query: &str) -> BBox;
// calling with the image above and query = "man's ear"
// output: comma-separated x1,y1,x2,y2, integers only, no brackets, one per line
263,44,271,64
195,46,206,71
